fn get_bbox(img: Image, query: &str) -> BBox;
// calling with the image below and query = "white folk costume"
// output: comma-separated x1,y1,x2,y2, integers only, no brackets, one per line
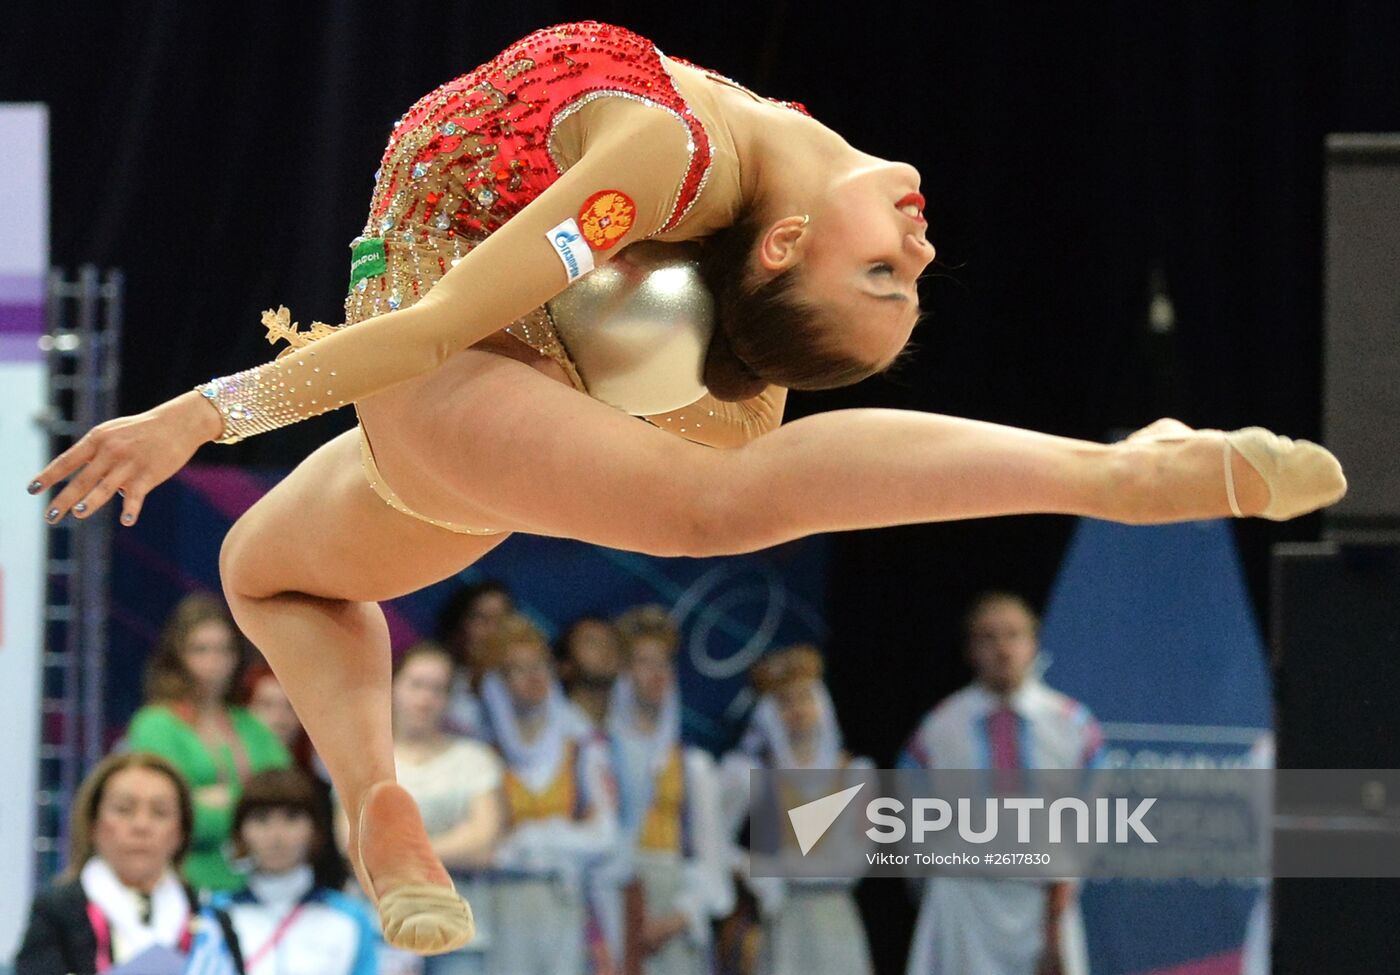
721,685,876,975
595,676,733,975
479,670,619,975
898,678,1103,975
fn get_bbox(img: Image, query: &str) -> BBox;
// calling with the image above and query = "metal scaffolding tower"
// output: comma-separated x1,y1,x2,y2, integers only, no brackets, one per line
33,265,123,883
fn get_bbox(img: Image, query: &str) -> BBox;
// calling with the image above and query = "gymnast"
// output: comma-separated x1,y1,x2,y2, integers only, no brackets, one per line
28,21,1345,955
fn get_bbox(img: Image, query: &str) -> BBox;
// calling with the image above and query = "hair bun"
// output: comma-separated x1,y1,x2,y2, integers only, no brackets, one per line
703,325,769,402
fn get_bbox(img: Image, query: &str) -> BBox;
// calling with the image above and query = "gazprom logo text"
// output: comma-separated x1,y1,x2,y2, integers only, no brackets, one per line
546,218,594,282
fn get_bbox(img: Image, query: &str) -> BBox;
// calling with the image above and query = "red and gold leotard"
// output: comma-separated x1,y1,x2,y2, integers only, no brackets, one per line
198,22,801,517
203,22,805,431
341,21,763,392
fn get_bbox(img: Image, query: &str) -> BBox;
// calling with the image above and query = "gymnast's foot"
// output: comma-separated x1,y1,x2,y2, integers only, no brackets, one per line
355,781,475,955
1126,417,1346,520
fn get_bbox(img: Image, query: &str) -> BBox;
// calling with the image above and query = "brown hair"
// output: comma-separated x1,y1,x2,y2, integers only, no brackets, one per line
698,211,886,401
613,604,679,661
231,768,346,889
750,643,825,694
143,593,245,706
392,640,456,680
231,769,323,858
434,579,513,663
962,591,1041,642
64,752,194,881
479,612,551,674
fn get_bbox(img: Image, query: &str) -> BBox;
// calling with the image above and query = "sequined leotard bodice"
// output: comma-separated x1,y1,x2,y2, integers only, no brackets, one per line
338,21,802,392
201,21,803,444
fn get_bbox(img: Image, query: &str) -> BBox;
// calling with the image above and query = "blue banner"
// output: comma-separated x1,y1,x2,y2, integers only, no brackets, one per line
1039,517,1271,975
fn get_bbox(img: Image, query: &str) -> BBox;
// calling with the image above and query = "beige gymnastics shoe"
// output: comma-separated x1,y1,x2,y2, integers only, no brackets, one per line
377,884,476,955
357,781,475,954
1126,418,1347,521
1222,426,1347,521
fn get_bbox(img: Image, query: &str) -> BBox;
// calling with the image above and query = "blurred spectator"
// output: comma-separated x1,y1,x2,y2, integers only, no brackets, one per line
15,753,198,974
557,614,624,728
186,768,377,975
898,592,1101,975
598,605,733,974
479,613,619,975
238,661,342,891
241,662,313,773
126,593,290,892
392,641,506,975
436,580,514,738
720,645,875,975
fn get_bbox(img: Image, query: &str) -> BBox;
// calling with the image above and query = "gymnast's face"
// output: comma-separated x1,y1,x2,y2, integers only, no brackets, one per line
764,160,934,368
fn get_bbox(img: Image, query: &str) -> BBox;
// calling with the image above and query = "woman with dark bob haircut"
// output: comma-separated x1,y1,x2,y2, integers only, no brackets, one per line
32,20,1344,957
15,752,198,974
186,768,378,975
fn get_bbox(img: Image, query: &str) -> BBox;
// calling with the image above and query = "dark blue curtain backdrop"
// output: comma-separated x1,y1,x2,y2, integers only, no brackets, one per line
7,3,1400,969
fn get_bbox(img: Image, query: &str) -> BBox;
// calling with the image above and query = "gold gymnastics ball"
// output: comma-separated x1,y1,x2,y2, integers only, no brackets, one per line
546,241,714,416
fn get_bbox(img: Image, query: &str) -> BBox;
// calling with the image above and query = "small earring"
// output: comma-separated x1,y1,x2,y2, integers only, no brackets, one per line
799,214,811,228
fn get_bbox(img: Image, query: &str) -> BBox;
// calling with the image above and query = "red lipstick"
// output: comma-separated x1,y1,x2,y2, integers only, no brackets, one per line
896,192,927,223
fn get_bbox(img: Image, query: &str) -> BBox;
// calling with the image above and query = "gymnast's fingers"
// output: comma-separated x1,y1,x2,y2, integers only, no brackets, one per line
72,464,134,521
27,431,101,498
118,481,150,527
41,455,112,524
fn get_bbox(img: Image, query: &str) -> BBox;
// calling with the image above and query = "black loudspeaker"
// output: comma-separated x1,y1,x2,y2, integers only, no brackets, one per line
1271,541,1400,767
1323,134,1400,541
1271,542,1400,974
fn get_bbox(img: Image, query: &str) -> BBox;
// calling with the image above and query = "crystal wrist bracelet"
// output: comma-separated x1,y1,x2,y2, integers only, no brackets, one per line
196,367,296,444
197,309,347,444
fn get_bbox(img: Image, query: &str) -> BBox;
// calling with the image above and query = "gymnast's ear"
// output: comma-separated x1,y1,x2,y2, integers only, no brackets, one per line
756,215,810,273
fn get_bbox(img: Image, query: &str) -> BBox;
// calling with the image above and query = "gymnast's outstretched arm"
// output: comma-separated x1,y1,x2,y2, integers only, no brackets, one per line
30,110,695,524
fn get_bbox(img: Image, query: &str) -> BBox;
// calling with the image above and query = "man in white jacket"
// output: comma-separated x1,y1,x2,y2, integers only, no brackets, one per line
899,592,1103,975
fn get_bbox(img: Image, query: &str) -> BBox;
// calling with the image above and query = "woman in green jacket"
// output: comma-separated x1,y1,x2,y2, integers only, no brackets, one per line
127,593,290,892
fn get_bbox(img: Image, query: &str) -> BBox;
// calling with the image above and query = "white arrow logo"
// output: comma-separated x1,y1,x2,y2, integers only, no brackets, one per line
787,783,866,855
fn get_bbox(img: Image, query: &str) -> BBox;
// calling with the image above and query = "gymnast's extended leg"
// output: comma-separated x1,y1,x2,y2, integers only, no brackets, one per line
217,427,509,949
384,352,1291,560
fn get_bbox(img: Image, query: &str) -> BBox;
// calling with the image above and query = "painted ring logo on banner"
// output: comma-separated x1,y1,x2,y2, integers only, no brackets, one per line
673,566,796,680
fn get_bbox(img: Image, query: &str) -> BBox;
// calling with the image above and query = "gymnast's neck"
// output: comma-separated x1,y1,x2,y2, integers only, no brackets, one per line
724,89,885,221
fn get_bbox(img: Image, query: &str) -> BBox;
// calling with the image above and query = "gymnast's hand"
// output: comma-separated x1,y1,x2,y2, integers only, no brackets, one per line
27,390,224,527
